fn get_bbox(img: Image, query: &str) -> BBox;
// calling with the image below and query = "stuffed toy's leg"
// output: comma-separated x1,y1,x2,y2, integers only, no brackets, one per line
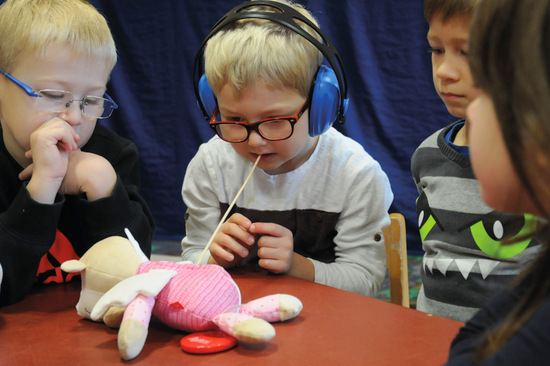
118,294,155,361
212,312,276,344
240,294,303,322
103,306,126,329
212,294,302,344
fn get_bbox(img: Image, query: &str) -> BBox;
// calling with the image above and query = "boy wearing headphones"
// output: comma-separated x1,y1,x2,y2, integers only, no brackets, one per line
181,0,393,297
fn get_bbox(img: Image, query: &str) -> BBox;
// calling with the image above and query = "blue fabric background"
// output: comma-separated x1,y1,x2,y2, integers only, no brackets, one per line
11,0,457,253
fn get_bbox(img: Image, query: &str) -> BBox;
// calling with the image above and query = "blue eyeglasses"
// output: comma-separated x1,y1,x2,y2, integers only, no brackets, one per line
0,68,118,119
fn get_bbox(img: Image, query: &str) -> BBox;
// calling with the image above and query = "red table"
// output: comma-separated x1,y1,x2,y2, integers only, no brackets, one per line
0,266,462,365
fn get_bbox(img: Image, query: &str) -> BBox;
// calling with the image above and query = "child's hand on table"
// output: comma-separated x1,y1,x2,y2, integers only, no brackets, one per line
210,213,255,267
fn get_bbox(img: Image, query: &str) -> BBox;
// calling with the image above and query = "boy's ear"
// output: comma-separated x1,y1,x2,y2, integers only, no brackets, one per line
528,146,550,212
197,74,217,120
309,65,347,137
533,146,550,175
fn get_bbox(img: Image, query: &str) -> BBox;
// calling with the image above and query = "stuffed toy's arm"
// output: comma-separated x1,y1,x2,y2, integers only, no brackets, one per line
91,269,177,361
90,269,177,321
118,294,156,361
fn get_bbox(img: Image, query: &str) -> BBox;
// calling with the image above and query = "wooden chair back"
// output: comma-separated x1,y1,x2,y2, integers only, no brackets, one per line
382,213,410,307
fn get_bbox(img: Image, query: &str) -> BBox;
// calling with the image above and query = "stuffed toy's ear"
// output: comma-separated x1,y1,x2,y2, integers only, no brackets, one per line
60,259,86,273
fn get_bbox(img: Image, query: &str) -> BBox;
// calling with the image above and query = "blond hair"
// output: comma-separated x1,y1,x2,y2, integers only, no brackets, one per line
0,0,116,73
204,0,323,98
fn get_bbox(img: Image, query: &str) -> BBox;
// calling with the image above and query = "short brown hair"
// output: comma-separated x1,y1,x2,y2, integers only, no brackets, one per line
424,0,480,24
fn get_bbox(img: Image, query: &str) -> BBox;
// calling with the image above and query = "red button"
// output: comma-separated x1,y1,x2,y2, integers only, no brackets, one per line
180,331,238,354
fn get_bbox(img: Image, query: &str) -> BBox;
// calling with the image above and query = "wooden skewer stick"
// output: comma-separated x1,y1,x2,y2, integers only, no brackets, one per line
195,154,262,265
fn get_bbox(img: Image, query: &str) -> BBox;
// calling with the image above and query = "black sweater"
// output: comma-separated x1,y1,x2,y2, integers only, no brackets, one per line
0,124,154,306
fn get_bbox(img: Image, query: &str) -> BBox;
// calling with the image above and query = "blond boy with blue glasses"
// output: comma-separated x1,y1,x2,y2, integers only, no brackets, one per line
0,0,154,306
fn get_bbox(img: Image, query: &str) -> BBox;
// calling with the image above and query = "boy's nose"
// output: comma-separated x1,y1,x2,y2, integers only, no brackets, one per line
59,101,83,125
247,130,267,146
436,57,460,81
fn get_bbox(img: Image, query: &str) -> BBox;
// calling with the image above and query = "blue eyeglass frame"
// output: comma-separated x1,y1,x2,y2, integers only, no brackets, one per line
0,67,118,109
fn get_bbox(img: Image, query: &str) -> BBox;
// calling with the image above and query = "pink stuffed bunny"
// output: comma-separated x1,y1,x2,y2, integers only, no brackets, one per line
63,232,302,361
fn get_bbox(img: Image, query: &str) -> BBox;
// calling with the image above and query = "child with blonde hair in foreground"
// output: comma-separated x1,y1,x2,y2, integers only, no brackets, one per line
0,0,154,306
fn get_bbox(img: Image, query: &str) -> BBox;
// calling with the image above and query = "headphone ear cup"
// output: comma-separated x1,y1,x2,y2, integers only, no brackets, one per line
198,74,217,119
308,65,341,136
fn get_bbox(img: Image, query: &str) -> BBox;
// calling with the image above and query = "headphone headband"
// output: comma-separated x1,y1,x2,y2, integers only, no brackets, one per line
193,0,348,125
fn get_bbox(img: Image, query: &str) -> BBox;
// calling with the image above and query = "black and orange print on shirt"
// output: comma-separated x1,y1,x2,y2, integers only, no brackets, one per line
36,229,80,284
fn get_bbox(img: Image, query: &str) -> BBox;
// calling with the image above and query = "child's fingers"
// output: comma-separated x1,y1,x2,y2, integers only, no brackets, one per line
249,222,289,238
257,236,292,259
210,242,236,262
214,226,252,258
258,257,288,274
220,221,255,249
33,118,80,151
256,230,294,274
18,163,34,181
54,126,80,151
56,116,81,143
226,213,252,229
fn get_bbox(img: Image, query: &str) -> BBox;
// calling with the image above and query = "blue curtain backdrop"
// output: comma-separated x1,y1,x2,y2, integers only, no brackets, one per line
14,0,455,253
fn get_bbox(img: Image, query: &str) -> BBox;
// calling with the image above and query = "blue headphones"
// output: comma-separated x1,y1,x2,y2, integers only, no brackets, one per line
193,0,349,137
